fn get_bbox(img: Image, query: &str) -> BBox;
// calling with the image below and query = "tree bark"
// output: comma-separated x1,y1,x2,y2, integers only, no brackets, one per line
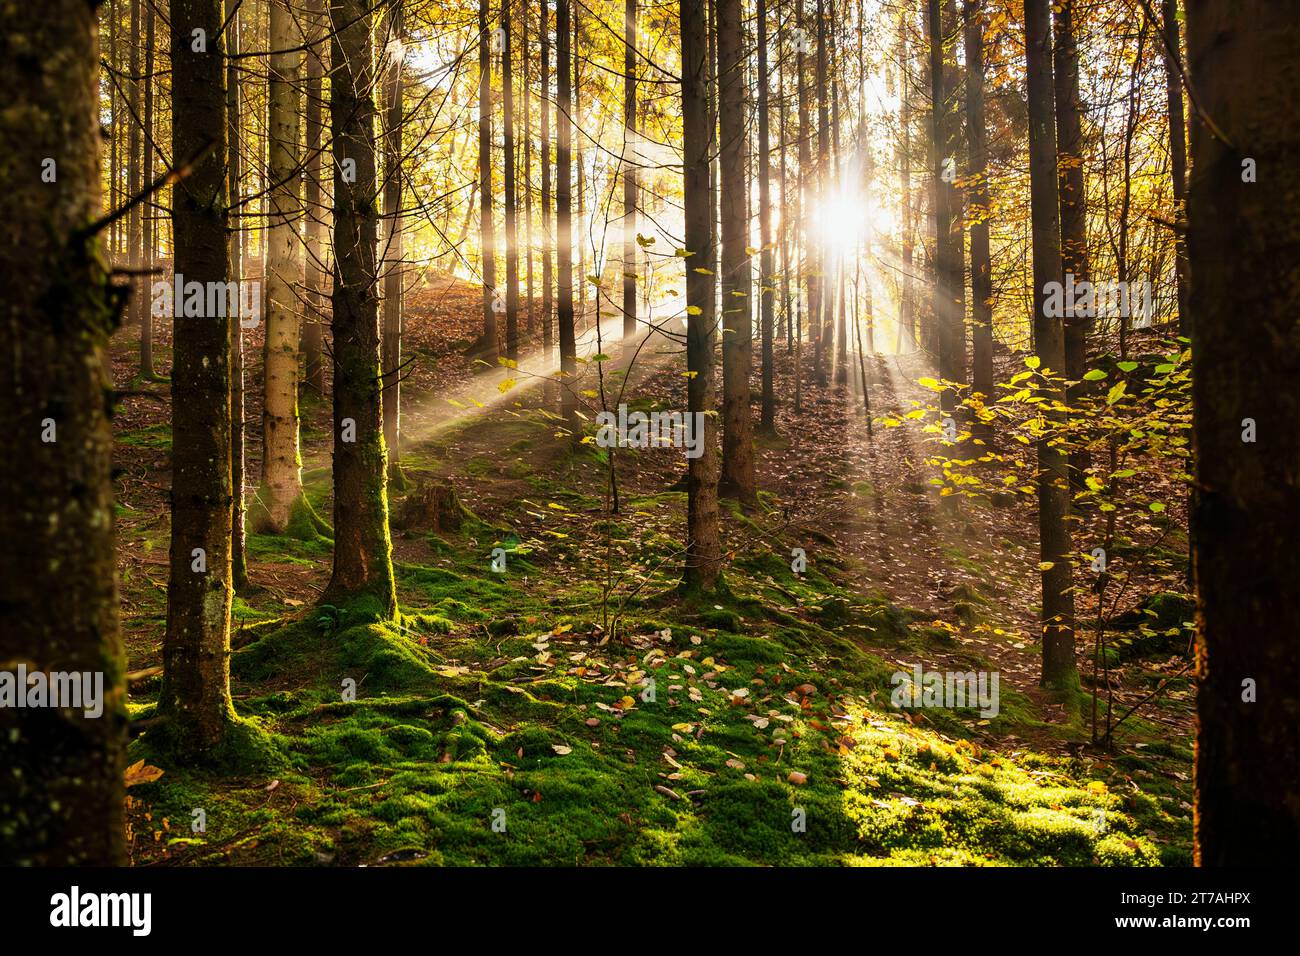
303,0,328,395
228,7,249,592
680,0,723,593
479,0,499,364
964,0,993,438
556,0,578,427
325,0,398,617
1024,0,1076,688
1162,0,1189,337
540,0,553,357
757,0,776,431
622,0,639,341
257,0,307,532
503,0,520,363
382,2,405,475
0,0,127,864
158,0,241,753
1186,0,1300,865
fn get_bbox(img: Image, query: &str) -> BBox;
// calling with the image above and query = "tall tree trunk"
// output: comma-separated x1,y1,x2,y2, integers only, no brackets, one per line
257,0,307,532
1024,0,1075,688
813,0,830,384
777,24,792,356
140,4,157,379
898,8,916,352
0,0,127,864
680,0,722,593
717,0,757,505
158,0,241,753
523,4,534,341
503,0,520,362
325,0,398,617
479,0,499,364
228,7,249,592
1186,0,1300,866
383,2,405,477
1163,0,1189,337
303,0,328,395
929,0,963,414
556,0,577,427
1054,0,1090,479
622,0,639,340
795,0,811,411
757,0,776,431
540,0,553,357
128,0,143,355
964,0,992,438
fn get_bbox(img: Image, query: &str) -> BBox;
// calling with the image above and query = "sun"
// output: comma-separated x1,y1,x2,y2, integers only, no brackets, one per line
814,189,894,255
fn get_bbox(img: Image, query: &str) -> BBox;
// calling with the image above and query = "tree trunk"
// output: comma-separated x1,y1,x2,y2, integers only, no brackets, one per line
503,0,520,363
1024,0,1075,688
303,0,328,395
757,0,776,431
325,0,398,617
383,2,405,476
1163,0,1189,337
128,0,143,355
158,0,241,753
717,0,757,506
680,0,723,593
622,0,639,341
479,0,499,364
140,4,156,379
964,0,993,438
1186,0,1300,865
929,0,963,414
257,0,306,532
0,0,127,865
813,0,830,384
1054,0,1090,477
556,0,578,427
228,7,249,592
540,0,553,357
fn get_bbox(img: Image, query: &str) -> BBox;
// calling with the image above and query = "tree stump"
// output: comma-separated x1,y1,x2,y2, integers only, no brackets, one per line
393,480,467,533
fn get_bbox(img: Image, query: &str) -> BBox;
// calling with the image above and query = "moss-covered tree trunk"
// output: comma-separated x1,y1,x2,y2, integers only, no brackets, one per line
256,0,307,533
1024,0,1076,688
0,0,127,865
681,0,722,593
1186,0,1300,865
325,0,397,619
158,0,241,753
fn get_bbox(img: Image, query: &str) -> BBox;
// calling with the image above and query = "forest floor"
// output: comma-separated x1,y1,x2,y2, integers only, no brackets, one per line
108,274,1195,866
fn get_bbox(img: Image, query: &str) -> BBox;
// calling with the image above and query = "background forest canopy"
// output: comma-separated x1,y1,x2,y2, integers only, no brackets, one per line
7,0,1298,875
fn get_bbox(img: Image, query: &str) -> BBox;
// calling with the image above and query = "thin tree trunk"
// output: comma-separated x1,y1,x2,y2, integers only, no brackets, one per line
557,0,577,427
1024,0,1075,688
541,0,553,357
303,0,327,395
964,0,993,439
0,0,127,864
140,4,156,378
479,0,499,364
1163,0,1189,336
382,2,405,478
757,0,776,431
1054,0,1090,481
325,0,398,617
622,0,639,340
228,7,249,592
257,0,307,532
680,0,722,593
503,0,520,363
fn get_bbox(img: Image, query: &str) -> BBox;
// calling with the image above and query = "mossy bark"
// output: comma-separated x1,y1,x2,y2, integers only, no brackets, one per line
325,0,398,620
157,0,242,755
0,1,128,865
